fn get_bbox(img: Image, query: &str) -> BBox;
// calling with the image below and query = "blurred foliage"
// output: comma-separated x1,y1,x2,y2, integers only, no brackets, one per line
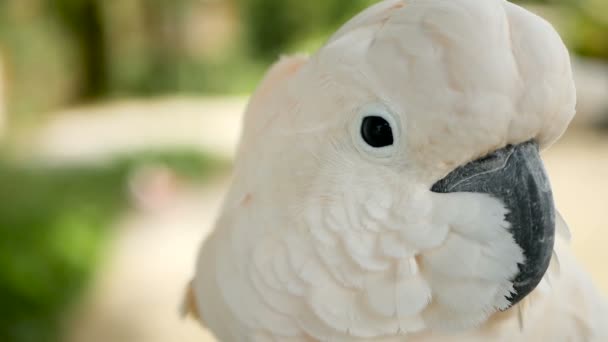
0,0,379,128
514,0,608,59
238,0,375,58
0,1,80,125
0,150,226,342
0,0,606,126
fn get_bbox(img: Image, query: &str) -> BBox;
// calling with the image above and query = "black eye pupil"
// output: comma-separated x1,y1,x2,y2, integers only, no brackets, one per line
361,116,394,148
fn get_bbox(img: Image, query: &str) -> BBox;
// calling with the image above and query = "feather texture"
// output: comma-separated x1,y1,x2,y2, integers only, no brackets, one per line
189,0,607,340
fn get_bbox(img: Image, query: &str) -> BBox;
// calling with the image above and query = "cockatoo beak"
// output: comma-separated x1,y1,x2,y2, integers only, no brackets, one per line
431,141,555,307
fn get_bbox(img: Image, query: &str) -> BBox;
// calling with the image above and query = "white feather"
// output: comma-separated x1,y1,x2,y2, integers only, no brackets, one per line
189,0,607,340
556,210,572,241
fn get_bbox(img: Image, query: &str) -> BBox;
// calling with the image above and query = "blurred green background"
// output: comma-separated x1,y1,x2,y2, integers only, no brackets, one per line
0,0,607,342
0,0,378,129
2,0,608,128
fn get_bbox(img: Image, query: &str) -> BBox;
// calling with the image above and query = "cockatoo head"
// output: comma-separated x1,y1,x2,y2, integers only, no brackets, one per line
194,0,576,338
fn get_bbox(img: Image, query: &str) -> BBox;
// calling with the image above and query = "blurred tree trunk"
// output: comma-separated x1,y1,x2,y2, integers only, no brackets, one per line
141,0,185,93
50,0,107,100
0,50,5,138
76,1,106,99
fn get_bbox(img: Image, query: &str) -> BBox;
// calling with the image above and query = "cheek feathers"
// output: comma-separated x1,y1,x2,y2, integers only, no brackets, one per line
305,165,524,330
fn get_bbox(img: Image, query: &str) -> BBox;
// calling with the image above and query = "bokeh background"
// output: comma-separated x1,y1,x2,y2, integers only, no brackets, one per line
0,0,607,341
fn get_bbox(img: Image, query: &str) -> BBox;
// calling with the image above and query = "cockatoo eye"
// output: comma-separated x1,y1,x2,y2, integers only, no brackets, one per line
351,104,400,159
361,116,394,148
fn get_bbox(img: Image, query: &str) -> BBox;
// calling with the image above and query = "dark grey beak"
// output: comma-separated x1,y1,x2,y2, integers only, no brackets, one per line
431,141,555,307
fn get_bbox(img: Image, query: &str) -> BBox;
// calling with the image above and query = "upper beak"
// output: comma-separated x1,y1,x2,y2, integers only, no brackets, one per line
431,140,555,307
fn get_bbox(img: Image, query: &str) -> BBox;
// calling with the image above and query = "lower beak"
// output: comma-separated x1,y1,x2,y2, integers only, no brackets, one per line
431,140,555,307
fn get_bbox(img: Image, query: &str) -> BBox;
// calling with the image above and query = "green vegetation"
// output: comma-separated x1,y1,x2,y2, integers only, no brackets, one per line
238,0,375,58
0,150,226,342
0,0,378,125
0,0,607,124
0,1,607,341
514,0,608,58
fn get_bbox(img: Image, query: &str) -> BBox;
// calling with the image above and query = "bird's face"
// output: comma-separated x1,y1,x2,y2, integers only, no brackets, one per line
198,0,578,338
295,98,548,330
272,0,575,333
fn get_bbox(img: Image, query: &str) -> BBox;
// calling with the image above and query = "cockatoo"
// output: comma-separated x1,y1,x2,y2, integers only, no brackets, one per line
184,0,608,340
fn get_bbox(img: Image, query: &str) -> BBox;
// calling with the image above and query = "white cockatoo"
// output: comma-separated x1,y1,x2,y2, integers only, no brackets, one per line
184,0,608,340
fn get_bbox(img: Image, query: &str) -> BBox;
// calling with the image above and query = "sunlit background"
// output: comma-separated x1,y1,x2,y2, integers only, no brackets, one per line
0,0,607,341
